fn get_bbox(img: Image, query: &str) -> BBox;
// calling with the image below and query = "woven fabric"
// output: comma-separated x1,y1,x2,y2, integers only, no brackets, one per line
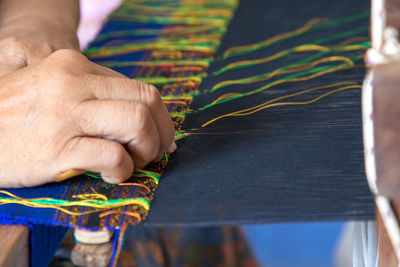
0,0,236,231
0,2,376,266
144,0,375,226
0,1,236,266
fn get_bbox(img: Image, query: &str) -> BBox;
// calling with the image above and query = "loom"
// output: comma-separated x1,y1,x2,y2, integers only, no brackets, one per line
362,0,400,265
0,0,381,266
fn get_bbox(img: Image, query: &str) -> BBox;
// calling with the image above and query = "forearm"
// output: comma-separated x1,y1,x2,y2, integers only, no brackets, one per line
0,0,80,49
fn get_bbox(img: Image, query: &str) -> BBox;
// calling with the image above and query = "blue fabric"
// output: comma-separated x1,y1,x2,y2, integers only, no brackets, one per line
0,5,167,266
89,21,164,76
0,182,73,227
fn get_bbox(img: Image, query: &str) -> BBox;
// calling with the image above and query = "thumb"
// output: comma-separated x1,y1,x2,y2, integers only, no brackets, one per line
55,137,134,184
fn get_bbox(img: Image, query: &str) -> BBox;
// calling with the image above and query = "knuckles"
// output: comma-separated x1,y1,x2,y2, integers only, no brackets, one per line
41,50,89,86
103,142,127,170
136,81,161,108
45,49,88,72
146,84,162,107
133,102,152,132
49,49,86,62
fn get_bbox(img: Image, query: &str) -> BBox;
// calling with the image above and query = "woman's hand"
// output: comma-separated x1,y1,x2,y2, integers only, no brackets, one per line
0,49,176,187
0,36,57,77
0,0,80,76
0,20,80,77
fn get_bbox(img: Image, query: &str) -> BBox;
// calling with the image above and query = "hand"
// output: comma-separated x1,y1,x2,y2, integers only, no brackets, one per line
0,49,176,187
0,0,80,76
0,36,55,77
0,25,79,77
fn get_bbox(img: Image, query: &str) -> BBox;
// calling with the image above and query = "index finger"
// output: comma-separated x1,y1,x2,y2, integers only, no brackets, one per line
84,74,175,153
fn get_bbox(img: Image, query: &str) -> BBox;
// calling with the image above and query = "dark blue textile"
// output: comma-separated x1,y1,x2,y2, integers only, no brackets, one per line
144,0,375,226
0,0,376,265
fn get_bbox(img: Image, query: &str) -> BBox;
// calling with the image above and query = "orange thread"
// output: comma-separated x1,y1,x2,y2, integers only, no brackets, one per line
163,100,188,105
117,183,151,193
99,210,142,222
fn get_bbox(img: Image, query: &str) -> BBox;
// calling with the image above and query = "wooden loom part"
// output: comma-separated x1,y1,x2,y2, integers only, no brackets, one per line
372,63,400,267
368,0,400,266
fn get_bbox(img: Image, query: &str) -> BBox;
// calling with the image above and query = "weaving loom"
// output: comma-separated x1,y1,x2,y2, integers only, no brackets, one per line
0,0,375,266
361,0,400,265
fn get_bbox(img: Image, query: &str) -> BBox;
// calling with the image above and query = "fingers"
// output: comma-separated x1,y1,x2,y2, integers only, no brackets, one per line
73,99,161,168
84,74,175,154
45,51,175,167
46,51,175,157
58,137,134,184
48,52,175,168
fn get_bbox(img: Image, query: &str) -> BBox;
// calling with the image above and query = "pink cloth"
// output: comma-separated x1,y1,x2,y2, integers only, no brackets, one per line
77,0,122,50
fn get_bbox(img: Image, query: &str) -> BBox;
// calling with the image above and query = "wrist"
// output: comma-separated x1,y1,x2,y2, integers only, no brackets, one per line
0,14,79,50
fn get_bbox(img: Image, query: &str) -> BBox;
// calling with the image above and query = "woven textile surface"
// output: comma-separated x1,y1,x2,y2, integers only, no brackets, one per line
0,0,236,231
0,1,375,265
144,0,375,226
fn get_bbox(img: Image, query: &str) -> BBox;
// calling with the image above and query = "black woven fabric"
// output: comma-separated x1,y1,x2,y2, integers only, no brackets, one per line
144,0,374,226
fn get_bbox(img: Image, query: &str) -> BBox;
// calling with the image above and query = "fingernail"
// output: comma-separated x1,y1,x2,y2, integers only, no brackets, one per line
102,176,119,184
167,141,177,153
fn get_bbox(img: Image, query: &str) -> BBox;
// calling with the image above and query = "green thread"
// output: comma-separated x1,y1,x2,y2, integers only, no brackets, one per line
214,34,369,75
95,59,211,68
212,44,368,92
94,26,227,43
222,11,369,59
135,76,203,86
198,55,364,111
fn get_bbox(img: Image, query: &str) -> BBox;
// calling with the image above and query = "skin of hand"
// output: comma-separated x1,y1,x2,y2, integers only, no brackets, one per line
0,49,176,187
0,0,80,76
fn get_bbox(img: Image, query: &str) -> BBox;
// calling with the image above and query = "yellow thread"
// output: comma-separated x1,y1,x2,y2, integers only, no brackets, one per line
72,188,108,201
0,190,150,216
201,83,360,127
122,3,235,17
162,96,193,100
87,44,215,58
216,42,367,75
134,169,161,184
136,76,202,85
216,44,328,74
170,114,186,119
209,63,351,106
72,194,108,201
211,56,355,92
135,169,161,177
151,50,183,59
121,9,234,20
222,18,328,58
234,85,361,115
